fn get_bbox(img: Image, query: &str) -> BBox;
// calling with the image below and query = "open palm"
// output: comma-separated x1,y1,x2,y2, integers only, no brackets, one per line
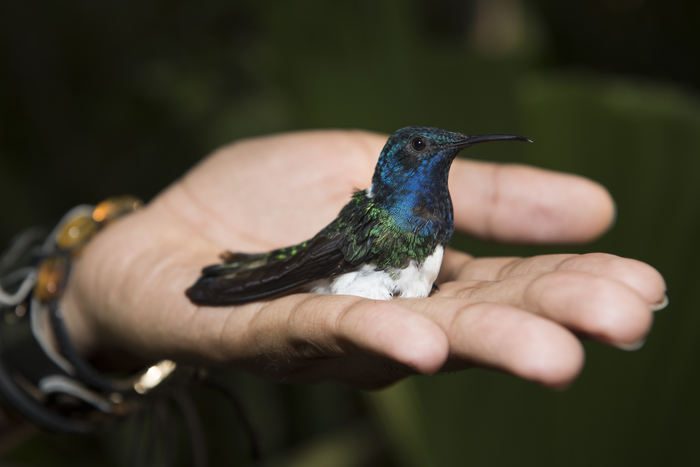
63,130,666,389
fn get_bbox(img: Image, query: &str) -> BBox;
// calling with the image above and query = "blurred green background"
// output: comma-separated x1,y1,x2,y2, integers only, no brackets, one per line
1,0,699,465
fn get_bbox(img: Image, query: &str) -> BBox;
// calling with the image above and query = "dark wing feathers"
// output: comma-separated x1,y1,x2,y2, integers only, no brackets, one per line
185,235,360,306
186,192,381,306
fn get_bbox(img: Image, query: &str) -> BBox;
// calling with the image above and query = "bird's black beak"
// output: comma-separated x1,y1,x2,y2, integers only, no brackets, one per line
449,134,532,149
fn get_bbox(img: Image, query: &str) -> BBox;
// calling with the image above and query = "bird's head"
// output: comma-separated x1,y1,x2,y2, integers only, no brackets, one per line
372,126,531,190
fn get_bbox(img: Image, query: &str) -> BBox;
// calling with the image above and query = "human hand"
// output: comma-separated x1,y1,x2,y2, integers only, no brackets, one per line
61,130,666,389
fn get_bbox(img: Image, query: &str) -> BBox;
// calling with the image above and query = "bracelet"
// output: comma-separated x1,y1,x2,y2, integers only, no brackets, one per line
0,196,178,434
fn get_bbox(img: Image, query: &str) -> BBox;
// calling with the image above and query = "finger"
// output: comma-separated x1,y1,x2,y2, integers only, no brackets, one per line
438,270,653,348
449,160,615,244
440,250,667,307
226,294,450,382
553,253,667,307
401,299,584,389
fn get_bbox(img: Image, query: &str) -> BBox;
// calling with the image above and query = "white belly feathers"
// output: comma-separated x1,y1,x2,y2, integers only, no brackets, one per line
308,246,444,300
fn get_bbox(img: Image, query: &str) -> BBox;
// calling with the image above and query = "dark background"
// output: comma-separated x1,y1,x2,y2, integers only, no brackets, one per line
1,0,699,465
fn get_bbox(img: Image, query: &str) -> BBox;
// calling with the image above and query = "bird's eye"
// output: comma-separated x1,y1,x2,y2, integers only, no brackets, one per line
411,137,426,151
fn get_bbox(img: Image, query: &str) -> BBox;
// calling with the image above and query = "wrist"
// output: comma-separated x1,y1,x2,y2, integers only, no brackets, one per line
0,197,179,434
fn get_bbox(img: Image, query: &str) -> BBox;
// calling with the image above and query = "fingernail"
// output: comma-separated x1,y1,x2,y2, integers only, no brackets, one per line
650,295,669,312
614,338,646,352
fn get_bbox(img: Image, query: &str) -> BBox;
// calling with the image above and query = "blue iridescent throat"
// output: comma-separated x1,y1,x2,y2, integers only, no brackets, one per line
370,142,457,244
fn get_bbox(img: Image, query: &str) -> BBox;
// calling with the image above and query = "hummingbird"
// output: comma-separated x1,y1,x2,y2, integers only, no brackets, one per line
186,127,531,306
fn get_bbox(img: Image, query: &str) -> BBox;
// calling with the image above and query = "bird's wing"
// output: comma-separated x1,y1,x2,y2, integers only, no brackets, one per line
185,191,382,306
185,234,366,306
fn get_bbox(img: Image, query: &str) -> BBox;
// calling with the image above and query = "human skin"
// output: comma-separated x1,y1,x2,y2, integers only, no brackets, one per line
60,130,667,390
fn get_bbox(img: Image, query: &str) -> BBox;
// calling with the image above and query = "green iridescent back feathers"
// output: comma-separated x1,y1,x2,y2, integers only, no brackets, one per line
323,190,438,269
